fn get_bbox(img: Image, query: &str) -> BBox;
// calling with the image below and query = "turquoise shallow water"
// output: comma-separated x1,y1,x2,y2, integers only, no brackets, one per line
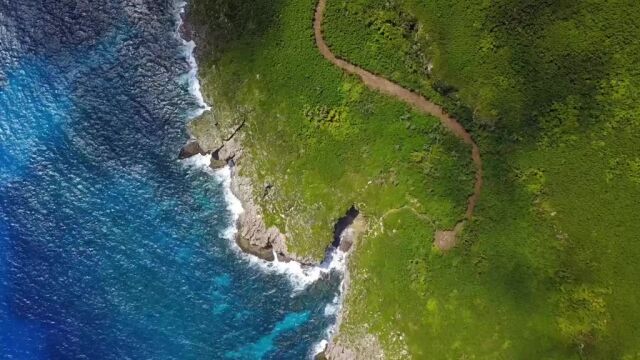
0,0,339,358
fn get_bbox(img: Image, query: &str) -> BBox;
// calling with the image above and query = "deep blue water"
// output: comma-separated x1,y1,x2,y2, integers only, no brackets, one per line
0,0,339,358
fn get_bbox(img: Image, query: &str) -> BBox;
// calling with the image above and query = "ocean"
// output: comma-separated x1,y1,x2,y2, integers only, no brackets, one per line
0,0,341,358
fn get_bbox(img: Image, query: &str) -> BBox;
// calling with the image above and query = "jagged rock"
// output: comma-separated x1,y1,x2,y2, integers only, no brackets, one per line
338,236,353,253
236,234,275,261
209,159,227,169
189,112,294,262
324,344,358,360
231,166,292,262
325,334,384,360
215,135,242,161
178,139,206,159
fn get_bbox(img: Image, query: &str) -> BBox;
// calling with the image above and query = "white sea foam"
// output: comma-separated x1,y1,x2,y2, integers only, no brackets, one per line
324,300,339,316
174,2,346,353
174,0,211,118
214,164,348,292
171,0,348,293
180,155,348,291
185,161,352,356
181,152,213,170
311,340,328,358
247,246,347,292
311,268,349,357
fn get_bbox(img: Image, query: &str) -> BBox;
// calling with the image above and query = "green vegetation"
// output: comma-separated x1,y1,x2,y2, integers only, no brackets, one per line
324,0,640,358
191,0,640,358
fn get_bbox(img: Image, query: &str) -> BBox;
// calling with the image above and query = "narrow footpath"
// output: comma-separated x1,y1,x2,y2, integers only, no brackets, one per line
314,0,483,250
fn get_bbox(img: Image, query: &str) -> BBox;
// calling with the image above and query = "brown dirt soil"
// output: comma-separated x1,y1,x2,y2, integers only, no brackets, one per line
314,0,483,250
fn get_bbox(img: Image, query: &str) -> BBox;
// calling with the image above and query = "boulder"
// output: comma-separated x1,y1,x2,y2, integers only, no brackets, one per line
178,140,207,159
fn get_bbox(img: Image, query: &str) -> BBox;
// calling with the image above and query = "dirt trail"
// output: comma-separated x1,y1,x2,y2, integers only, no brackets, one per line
314,0,483,249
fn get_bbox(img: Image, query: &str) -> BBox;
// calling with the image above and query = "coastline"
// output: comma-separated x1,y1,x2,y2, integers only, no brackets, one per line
177,1,358,356
174,0,640,358
180,153,358,352
178,0,355,272
181,154,350,292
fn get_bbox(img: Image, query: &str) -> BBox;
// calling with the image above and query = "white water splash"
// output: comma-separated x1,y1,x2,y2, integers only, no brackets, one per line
182,157,350,357
174,0,211,118
324,297,339,316
182,155,347,292
312,340,329,357
311,247,350,357
174,3,346,354
309,294,345,357
171,0,348,294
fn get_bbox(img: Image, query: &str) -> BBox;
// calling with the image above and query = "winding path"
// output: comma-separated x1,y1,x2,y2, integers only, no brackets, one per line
314,0,483,250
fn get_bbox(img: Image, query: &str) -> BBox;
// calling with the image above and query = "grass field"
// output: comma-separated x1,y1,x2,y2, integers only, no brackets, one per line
190,0,640,358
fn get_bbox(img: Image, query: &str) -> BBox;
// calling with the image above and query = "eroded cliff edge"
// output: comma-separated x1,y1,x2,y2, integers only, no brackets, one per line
181,3,349,266
183,130,296,263
177,6,297,265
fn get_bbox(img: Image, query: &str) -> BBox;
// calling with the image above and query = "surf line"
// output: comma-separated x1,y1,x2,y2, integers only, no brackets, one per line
174,2,352,357
174,0,350,292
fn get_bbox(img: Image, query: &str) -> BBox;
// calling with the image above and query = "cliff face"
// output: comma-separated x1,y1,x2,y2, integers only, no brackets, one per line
325,335,384,360
182,116,306,263
179,4,305,264
216,135,292,262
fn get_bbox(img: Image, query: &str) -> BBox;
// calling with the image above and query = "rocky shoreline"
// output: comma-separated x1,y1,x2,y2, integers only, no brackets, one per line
178,130,361,266
178,3,346,267
180,134,366,358
177,4,297,264
178,130,304,264
180,4,367,358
